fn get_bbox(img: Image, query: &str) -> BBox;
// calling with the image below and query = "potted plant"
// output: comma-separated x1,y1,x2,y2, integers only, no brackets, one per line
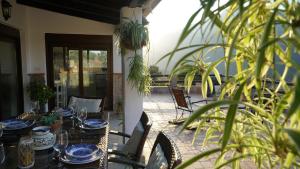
27,80,54,113
40,113,61,132
115,17,152,95
116,18,149,50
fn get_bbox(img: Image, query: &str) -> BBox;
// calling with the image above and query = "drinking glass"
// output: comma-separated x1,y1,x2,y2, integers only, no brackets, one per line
78,107,87,126
30,101,39,114
18,136,35,169
0,143,5,164
0,122,4,137
53,130,68,167
69,105,76,129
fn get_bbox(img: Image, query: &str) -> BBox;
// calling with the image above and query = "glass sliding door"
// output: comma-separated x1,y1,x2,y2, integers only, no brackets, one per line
0,24,23,120
83,50,107,97
46,34,113,110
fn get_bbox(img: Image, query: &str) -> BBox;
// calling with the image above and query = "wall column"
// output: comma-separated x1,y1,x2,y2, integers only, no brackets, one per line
120,7,143,134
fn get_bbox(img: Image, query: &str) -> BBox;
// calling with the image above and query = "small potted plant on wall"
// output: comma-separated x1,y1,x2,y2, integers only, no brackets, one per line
27,80,54,113
115,17,152,95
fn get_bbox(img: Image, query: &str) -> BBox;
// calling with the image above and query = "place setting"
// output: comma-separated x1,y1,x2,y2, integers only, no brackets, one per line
53,130,103,166
74,107,108,131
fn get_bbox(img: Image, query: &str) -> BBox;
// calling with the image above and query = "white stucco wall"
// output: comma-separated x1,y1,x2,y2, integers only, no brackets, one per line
121,7,144,134
0,0,122,111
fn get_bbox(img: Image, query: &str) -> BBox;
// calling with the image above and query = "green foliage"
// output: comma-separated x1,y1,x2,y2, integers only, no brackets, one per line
159,0,300,168
27,81,54,105
116,17,152,94
116,18,149,50
149,65,162,75
40,113,59,126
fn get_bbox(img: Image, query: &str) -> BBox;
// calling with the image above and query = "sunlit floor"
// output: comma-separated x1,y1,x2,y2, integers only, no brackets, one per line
108,93,256,169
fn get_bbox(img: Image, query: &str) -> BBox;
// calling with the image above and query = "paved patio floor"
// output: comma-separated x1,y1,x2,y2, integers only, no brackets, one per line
109,93,256,169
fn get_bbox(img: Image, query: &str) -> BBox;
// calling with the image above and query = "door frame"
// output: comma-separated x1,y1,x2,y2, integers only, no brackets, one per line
45,33,113,110
0,23,24,119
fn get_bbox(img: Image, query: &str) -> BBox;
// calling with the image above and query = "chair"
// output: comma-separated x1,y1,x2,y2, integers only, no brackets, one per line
108,131,182,169
68,96,105,113
169,86,212,124
109,112,152,161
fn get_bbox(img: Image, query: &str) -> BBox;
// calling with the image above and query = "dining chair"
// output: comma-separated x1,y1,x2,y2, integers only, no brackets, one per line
109,111,152,161
108,131,182,169
68,96,105,113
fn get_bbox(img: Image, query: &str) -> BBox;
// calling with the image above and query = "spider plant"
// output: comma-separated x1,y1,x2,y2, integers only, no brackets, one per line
159,0,300,168
116,17,151,94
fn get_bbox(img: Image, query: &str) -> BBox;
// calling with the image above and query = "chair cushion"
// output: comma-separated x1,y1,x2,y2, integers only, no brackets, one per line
145,144,168,169
122,121,144,154
68,96,102,113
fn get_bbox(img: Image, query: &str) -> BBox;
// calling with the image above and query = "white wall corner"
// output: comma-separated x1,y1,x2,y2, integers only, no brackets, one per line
120,7,144,134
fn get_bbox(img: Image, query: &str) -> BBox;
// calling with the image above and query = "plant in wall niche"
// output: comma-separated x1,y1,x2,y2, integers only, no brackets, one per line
115,17,152,94
27,80,54,112
159,0,300,168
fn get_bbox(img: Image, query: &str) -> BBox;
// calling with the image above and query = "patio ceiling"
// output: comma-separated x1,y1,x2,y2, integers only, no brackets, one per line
16,0,160,24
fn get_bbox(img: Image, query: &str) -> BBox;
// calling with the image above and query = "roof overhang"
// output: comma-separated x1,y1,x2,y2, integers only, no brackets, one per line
16,0,161,25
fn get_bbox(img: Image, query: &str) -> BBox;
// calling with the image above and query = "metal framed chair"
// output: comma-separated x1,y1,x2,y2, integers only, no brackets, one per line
108,111,152,161
108,131,182,169
169,86,213,124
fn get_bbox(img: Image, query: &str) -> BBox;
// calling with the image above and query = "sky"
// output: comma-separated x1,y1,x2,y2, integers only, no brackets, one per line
146,0,201,74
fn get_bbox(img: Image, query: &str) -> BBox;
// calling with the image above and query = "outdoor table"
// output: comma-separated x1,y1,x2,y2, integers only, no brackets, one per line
0,112,109,169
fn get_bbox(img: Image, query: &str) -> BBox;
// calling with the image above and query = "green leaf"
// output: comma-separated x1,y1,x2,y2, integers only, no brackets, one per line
285,75,300,121
176,148,221,169
285,129,300,151
181,100,238,131
216,153,261,169
226,17,248,78
222,82,245,149
256,8,277,81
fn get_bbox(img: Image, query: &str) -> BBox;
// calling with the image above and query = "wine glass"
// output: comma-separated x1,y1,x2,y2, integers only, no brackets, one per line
0,122,3,138
53,130,68,167
78,107,87,127
69,105,76,129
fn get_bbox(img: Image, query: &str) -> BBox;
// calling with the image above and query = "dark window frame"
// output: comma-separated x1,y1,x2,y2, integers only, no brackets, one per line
0,23,24,120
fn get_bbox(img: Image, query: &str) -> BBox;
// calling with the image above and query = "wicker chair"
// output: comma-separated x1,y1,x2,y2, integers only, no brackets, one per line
108,111,152,161
68,95,105,113
108,131,182,169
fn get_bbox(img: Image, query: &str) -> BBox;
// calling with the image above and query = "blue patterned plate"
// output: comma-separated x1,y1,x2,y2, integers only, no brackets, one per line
62,144,102,164
65,144,99,159
2,119,34,130
57,108,73,117
83,119,108,129
61,150,102,165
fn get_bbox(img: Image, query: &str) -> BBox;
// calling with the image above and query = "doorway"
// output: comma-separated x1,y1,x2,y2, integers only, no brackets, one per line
0,24,23,120
45,34,113,110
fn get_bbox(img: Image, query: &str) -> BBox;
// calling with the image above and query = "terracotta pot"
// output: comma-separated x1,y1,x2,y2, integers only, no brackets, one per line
50,120,61,132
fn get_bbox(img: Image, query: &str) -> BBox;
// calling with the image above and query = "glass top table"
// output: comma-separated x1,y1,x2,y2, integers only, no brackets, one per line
0,112,109,169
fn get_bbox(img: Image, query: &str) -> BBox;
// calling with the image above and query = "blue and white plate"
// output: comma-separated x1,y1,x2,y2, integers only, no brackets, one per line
83,119,108,129
62,144,102,165
2,119,35,130
57,108,73,117
65,144,99,160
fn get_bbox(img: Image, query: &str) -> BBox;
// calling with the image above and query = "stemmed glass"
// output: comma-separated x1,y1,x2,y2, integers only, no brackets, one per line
69,105,77,129
53,130,68,167
77,107,87,127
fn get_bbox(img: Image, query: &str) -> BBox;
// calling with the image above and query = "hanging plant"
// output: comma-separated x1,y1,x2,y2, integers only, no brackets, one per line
116,17,152,94
116,18,149,50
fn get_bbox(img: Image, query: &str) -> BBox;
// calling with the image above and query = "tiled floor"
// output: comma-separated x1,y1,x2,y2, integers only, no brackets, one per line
109,93,256,169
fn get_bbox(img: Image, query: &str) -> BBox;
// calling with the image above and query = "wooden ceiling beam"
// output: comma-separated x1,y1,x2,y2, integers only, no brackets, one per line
17,0,120,24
